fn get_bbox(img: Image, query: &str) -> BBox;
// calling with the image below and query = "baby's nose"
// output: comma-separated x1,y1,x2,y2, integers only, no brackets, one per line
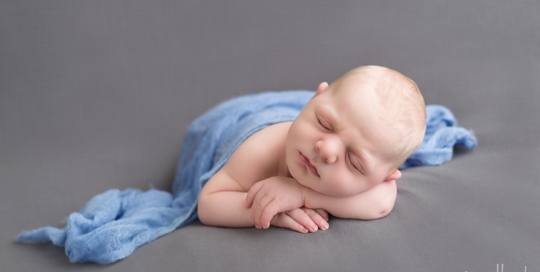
315,140,338,164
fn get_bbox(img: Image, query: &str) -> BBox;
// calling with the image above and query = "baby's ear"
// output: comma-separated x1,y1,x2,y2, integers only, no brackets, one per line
314,82,329,97
384,169,402,181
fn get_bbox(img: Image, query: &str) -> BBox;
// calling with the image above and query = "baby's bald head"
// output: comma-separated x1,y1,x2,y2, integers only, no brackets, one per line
330,66,426,170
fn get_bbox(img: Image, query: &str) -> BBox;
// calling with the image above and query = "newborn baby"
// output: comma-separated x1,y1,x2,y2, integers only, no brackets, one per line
19,64,477,264
198,65,427,233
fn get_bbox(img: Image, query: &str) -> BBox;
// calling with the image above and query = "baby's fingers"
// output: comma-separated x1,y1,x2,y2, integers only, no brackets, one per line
245,181,263,208
252,195,274,229
313,208,330,222
286,208,318,232
259,198,283,229
271,214,309,234
301,208,329,231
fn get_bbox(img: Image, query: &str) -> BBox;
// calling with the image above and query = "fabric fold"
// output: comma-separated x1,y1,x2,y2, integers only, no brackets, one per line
17,91,477,264
400,105,477,169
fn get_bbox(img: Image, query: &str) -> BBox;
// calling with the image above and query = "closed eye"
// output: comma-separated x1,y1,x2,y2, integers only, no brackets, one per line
347,151,363,174
317,117,332,131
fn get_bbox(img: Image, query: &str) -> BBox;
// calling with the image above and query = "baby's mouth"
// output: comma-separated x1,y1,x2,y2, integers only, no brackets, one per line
299,152,320,177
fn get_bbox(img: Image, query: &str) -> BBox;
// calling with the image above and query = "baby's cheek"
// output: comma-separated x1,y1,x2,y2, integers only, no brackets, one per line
296,120,315,136
288,124,304,142
322,175,353,197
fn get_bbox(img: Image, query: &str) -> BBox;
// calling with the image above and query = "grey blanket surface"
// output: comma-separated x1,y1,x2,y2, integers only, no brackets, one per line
2,0,539,271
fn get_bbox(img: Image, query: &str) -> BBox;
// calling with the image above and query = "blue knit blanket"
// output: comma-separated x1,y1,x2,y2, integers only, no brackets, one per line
17,91,477,264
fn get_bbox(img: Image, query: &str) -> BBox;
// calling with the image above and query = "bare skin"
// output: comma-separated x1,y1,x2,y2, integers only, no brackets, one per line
198,122,333,232
198,74,402,233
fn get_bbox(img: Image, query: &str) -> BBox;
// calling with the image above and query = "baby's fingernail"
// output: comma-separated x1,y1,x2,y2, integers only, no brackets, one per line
310,225,318,232
302,228,308,233
321,223,329,230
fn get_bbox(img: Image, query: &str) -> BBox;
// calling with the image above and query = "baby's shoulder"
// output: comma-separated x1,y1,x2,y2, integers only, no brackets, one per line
219,122,292,191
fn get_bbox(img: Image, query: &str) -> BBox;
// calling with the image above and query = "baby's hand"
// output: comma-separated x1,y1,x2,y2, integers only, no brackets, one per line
271,208,329,233
245,176,307,229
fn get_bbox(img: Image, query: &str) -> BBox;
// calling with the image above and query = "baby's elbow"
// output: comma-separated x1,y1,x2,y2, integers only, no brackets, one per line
363,187,397,220
376,199,395,219
374,189,397,219
360,200,394,220
360,202,394,220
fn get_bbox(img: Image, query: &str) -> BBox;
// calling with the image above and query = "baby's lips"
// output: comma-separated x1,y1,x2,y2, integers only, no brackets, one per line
299,152,320,177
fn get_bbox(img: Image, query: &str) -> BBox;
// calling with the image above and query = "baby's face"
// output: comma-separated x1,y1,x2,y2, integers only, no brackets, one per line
286,80,399,197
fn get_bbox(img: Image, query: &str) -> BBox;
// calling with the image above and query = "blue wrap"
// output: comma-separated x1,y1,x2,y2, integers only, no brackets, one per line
17,90,477,264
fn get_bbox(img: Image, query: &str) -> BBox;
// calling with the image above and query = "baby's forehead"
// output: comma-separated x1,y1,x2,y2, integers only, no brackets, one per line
321,91,384,135
328,80,377,111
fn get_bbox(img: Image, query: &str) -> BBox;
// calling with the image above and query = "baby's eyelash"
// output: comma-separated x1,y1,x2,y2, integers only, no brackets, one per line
347,152,363,173
318,118,332,131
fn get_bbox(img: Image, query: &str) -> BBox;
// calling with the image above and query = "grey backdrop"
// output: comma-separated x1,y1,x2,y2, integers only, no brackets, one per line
1,0,539,271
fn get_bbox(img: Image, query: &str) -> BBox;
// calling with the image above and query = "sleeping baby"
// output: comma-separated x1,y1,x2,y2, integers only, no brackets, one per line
19,65,476,264
198,65,426,233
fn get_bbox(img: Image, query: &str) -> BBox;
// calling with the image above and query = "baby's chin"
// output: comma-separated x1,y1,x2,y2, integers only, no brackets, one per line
284,161,299,180
285,160,306,185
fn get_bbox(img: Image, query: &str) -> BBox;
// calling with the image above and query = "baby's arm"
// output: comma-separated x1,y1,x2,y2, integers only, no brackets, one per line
246,177,397,228
303,179,397,220
198,169,253,227
198,170,329,232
